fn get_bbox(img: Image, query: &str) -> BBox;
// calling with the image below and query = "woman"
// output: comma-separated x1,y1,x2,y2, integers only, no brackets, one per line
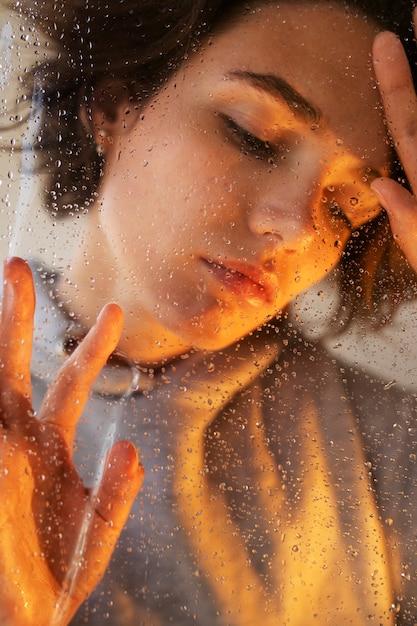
1,0,417,623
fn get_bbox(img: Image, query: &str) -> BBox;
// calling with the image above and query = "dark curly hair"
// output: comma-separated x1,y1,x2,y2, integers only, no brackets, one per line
10,0,417,324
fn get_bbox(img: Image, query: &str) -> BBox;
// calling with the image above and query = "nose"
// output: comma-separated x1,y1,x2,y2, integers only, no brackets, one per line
247,158,323,244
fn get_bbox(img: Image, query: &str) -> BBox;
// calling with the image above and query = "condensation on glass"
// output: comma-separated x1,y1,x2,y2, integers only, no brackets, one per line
1,2,417,625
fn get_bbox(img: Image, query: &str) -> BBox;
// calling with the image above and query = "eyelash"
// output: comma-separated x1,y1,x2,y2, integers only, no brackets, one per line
220,114,276,161
220,114,355,232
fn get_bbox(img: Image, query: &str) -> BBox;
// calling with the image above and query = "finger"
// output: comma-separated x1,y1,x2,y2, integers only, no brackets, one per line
38,303,124,443
372,31,417,191
92,440,144,530
0,258,34,417
371,176,417,271
0,257,35,388
70,441,144,600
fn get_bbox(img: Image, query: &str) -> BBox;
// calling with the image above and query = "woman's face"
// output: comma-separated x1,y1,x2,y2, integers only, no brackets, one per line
87,1,389,364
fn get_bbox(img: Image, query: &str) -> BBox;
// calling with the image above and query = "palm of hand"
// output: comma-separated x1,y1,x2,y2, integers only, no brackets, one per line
1,412,85,625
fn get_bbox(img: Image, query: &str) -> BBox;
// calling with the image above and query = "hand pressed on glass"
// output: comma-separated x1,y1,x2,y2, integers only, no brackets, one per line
371,15,417,273
2,0,417,624
0,257,144,626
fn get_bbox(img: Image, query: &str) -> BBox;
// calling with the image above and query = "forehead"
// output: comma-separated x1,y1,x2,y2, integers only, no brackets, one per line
178,1,389,170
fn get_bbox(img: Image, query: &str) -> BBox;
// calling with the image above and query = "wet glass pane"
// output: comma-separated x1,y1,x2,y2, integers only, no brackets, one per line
1,1,417,624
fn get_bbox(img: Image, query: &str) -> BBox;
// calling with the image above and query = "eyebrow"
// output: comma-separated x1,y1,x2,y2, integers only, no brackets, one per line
227,70,323,125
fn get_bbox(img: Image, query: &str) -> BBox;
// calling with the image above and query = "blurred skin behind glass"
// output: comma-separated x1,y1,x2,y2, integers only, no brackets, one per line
2,1,417,624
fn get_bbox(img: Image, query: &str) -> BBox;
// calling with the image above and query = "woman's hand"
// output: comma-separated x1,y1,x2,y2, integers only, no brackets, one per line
0,257,144,626
371,15,417,271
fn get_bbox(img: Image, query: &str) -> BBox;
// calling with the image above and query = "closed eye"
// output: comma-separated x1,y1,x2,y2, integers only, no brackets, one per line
219,114,276,161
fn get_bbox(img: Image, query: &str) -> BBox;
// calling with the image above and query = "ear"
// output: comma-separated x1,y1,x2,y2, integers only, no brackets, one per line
80,79,140,152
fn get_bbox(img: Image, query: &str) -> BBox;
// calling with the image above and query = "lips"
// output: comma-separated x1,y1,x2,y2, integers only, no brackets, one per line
204,258,275,306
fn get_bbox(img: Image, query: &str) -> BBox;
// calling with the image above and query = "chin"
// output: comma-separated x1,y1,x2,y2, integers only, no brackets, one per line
187,324,261,354
173,304,280,353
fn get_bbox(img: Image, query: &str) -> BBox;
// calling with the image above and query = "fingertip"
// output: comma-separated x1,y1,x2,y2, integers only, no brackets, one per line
3,256,32,281
373,30,399,47
1,257,35,318
4,256,28,267
100,301,123,317
371,177,417,221
107,440,145,485
370,175,388,197
372,31,402,65
97,302,124,332
370,177,395,210
89,303,124,357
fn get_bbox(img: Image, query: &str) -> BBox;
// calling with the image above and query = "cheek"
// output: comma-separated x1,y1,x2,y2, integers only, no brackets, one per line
295,233,346,290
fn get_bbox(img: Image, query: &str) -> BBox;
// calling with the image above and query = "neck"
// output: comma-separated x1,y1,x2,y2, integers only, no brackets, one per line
55,212,192,367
